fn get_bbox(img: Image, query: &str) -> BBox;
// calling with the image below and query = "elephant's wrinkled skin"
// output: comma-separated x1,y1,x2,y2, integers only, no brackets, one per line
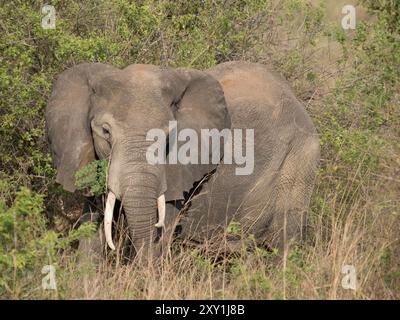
46,61,320,258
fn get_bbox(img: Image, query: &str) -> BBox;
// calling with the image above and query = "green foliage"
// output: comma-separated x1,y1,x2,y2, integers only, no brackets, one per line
230,258,272,296
360,0,400,33
75,160,108,196
0,188,96,298
190,249,214,272
380,247,400,289
313,1,400,200
0,188,48,292
227,221,241,235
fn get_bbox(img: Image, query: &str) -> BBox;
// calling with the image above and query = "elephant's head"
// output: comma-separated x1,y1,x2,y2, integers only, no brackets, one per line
46,63,230,257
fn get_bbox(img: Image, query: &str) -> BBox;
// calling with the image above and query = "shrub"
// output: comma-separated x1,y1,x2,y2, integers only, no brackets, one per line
0,188,95,298
75,160,108,196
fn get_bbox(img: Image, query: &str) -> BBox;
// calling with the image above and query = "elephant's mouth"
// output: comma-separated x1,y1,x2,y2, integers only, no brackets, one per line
103,190,166,250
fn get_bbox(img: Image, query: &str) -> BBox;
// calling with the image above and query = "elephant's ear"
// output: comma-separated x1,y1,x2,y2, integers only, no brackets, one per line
45,63,115,192
161,68,231,201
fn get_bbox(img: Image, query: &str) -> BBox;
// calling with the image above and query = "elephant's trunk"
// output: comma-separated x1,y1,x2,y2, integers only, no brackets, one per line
121,179,158,258
104,190,165,251
105,136,166,257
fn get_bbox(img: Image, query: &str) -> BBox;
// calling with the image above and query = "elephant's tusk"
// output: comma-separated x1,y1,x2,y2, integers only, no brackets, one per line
155,194,165,228
104,191,116,250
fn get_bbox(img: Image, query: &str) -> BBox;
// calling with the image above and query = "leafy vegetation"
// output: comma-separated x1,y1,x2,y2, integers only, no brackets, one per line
0,0,398,299
75,160,108,196
0,188,95,298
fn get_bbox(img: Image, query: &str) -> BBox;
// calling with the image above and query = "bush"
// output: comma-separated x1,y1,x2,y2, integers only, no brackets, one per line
75,160,108,196
0,188,95,298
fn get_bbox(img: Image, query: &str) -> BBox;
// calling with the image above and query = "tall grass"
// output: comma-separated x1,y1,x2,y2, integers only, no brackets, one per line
27,158,395,300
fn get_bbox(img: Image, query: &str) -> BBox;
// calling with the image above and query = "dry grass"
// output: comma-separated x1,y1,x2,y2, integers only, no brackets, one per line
37,164,399,300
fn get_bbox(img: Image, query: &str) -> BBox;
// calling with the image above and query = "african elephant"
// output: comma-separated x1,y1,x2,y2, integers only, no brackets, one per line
46,61,320,259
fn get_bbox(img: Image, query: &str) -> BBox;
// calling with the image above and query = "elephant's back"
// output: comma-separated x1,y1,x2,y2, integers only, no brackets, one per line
207,61,317,136
207,61,291,106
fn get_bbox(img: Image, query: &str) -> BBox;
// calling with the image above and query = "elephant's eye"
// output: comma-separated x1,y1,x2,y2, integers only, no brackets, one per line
102,124,111,140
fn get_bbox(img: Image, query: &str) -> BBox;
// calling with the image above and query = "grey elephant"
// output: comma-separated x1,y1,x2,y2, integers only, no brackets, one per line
46,61,320,259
